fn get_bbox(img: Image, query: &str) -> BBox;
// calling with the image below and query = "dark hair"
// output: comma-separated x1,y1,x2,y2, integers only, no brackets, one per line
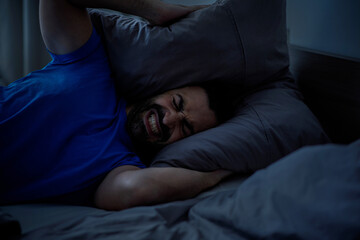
199,82,241,124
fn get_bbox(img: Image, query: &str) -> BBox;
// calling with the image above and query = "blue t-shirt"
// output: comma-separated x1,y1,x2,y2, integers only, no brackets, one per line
0,29,145,205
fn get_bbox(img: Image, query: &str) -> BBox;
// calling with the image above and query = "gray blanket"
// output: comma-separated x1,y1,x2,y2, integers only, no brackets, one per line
2,140,359,240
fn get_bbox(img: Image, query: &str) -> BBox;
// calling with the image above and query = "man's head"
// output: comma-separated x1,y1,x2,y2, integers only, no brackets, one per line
126,84,236,158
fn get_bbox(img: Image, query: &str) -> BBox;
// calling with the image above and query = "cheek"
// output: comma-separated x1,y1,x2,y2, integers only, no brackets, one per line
164,128,183,144
204,118,217,130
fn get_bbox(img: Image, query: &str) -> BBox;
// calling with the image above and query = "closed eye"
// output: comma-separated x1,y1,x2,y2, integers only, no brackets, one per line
173,94,194,136
177,94,184,111
172,94,184,112
172,97,179,111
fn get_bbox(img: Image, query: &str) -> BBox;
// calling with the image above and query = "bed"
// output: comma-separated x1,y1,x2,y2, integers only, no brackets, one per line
2,44,360,240
1,0,360,239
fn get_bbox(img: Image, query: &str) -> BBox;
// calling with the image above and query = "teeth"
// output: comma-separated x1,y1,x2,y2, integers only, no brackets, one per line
149,114,159,135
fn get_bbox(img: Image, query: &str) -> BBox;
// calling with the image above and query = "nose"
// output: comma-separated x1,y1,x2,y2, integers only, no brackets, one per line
162,109,183,128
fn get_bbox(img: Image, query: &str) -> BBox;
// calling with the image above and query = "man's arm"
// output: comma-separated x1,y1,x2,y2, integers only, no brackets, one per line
95,166,231,210
39,0,92,55
40,0,207,55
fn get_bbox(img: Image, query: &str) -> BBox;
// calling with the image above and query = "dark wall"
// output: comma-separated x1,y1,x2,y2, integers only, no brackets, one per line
287,0,360,60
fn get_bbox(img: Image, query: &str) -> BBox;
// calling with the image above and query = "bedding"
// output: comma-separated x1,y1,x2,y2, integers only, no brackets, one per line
3,140,359,240
89,0,289,101
152,78,330,171
90,0,330,172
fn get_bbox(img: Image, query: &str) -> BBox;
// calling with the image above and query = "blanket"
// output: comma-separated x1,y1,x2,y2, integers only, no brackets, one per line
8,140,358,240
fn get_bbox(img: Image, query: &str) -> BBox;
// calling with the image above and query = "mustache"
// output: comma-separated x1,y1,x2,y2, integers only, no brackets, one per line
126,98,172,163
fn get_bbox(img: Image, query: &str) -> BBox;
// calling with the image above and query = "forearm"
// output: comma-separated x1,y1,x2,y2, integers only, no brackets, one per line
130,167,225,202
69,0,207,25
41,0,206,54
95,167,231,211
69,0,164,23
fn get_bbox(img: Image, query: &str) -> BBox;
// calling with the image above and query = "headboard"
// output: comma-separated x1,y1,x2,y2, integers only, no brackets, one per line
289,45,360,144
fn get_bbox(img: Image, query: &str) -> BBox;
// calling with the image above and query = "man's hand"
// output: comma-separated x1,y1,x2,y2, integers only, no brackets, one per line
70,0,209,25
145,2,209,25
95,166,232,211
40,0,208,55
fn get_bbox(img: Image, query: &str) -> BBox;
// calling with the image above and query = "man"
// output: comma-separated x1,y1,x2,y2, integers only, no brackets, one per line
0,0,231,210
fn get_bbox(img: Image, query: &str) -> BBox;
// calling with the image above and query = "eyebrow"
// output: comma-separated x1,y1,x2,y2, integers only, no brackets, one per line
177,94,195,135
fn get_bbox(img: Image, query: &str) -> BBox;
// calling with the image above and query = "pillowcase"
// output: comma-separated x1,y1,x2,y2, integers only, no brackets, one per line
151,78,330,172
89,0,289,101
89,0,329,172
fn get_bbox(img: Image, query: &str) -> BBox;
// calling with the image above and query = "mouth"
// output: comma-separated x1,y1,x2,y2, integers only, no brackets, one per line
144,109,162,139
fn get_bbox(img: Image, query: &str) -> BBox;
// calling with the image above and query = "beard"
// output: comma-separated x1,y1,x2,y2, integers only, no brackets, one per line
126,97,171,164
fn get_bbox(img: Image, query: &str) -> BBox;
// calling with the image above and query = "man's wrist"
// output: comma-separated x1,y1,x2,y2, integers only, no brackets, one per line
134,0,166,25
199,170,232,189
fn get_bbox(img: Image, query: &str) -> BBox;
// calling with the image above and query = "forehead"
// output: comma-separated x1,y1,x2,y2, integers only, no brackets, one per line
172,86,209,104
169,86,217,132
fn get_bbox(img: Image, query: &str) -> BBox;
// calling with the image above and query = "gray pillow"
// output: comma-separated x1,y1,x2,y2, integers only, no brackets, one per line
89,0,330,172
89,0,289,101
152,79,330,172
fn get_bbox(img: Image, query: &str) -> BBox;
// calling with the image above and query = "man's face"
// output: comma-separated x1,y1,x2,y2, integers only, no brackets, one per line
126,86,217,154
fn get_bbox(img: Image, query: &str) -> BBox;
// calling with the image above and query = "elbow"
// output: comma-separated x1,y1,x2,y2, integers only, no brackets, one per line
94,171,149,211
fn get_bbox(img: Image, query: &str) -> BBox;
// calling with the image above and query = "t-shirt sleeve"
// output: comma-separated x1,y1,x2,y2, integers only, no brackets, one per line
48,27,102,65
120,155,147,169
